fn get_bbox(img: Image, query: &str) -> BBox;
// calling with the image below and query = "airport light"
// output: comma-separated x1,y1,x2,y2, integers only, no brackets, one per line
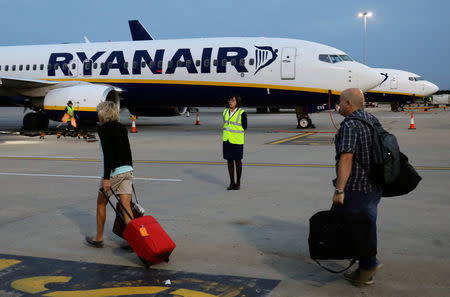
358,11,373,65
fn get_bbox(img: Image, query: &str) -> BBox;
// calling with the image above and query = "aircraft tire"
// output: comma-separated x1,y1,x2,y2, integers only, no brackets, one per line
269,107,280,113
256,107,268,113
297,116,310,129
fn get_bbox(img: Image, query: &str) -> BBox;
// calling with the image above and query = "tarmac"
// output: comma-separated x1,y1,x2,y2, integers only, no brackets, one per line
0,106,449,297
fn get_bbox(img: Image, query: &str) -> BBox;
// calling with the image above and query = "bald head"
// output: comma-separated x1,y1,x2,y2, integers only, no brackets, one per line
339,88,364,116
340,88,365,109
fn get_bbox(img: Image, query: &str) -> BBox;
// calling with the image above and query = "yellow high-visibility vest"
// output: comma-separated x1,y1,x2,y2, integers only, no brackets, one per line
222,107,245,144
66,105,75,118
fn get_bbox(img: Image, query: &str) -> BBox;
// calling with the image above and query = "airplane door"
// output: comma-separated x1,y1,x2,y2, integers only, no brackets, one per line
390,74,398,89
281,47,296,80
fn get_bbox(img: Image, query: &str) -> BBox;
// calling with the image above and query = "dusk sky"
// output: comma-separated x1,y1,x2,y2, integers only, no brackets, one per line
1,0,448,89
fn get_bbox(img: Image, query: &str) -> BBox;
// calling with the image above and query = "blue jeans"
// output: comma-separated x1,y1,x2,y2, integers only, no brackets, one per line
343,190,382,270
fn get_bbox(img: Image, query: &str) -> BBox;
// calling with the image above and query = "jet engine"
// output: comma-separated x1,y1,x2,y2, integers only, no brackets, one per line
23,84,120,130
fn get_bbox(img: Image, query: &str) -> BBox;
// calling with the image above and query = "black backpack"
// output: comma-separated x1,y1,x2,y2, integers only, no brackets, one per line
346,115,401,185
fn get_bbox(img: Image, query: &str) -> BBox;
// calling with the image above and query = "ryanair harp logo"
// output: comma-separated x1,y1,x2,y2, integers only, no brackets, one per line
254,46,278,74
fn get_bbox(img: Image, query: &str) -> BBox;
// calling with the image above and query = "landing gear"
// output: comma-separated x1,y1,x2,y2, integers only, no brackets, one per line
256,107,268,113
295,107,315,129
23,112,49,130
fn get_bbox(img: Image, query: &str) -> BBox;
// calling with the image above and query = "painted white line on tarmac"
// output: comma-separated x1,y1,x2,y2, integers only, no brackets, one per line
0,172,182,182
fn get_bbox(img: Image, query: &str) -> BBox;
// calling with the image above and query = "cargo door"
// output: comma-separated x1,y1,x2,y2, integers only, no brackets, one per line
281,47,296,80
390,74,398,89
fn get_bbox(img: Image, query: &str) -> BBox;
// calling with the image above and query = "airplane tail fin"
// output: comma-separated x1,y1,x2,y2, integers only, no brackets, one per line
128,20,154,41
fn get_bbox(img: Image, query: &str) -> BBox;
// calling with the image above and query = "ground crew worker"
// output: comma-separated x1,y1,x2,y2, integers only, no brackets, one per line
62,101,77,130
222,95,247,190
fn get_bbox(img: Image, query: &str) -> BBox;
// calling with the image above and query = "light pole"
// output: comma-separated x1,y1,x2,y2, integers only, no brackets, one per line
358,11,373,65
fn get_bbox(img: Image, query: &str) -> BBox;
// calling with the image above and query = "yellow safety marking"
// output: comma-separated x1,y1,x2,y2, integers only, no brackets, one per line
44,78,341,95
268,132,315,145
1,156,449,170
169,289,218,297
11,276,72,294
0,259,21,270
43,286,169,297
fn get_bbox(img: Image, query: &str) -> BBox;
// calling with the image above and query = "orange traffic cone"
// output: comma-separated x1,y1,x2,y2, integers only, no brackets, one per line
195,112,200,125
408,113,416,130
131,115,137,133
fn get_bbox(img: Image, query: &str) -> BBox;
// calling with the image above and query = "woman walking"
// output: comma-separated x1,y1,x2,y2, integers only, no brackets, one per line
85,101,134,248
222,95,247,190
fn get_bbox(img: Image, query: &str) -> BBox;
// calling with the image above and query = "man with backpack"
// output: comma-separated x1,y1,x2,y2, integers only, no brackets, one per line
333,88,383,285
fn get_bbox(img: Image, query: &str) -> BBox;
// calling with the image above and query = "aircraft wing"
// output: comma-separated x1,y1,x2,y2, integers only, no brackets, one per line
0,77,58,89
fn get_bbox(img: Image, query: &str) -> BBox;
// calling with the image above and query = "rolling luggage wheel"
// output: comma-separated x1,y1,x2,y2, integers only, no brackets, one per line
139,257,151,268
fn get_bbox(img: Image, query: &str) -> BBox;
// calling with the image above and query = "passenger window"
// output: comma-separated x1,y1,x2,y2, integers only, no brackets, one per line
195,60,200,67
157,61,162,68
19,65,23,71
249,58,254,65
54,64,59,70
141,61,146,68
5,65,8,71
33,64,37,71
132,62,137,69
168,60,173,67
177,60,183,67
72,63,76,70
239,58,245,66
26,65,30,71
330,55,342,63
149,61,155,68
0,65,2,71
100,63,105,69
107,62,112,69
186,60,191,67
63,64,68,70
221,59,227,66
204,59,210,67
93,63,98,69
124,62,128,68
231,59,236,66
12,65,16,71
319,54,331,63
213,59,217,66
84,63,90,70
40,64,44,70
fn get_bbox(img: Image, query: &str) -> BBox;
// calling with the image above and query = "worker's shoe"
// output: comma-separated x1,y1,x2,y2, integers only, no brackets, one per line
344,263,383,286
85,236,104,248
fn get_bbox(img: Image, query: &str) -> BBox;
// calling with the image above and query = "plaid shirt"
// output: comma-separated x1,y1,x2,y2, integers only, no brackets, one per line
334,109,380,193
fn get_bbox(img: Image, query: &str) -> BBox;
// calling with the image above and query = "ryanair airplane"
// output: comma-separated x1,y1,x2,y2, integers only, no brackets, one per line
366,68,439,111
0,33,382,130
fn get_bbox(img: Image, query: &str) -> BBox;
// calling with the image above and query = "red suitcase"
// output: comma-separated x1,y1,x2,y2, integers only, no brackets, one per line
103,188,176,267
123,215,176,267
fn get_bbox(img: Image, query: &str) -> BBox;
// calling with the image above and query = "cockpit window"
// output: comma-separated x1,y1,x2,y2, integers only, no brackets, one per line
339,55,353,61
319,54,331,63
330,55,343,63
415,77,424,81
409,76,424,81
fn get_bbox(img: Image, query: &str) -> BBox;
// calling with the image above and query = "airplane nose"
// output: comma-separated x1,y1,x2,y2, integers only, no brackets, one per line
428,82,439,95
355,64,383,92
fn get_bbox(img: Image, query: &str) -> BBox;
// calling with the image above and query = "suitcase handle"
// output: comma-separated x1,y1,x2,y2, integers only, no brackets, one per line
99,188,134,223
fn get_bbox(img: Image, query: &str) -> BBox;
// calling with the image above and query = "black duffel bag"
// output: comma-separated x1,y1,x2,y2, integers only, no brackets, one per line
382,152,422,197
308,206,376,273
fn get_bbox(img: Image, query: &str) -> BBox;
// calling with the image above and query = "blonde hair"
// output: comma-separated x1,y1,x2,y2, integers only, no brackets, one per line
96,101,119,122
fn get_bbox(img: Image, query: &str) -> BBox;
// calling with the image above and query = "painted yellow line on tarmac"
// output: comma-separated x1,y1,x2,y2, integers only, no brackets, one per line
0,156,449,170
11,276,72,294
0,259,21,270
268,132,315,145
